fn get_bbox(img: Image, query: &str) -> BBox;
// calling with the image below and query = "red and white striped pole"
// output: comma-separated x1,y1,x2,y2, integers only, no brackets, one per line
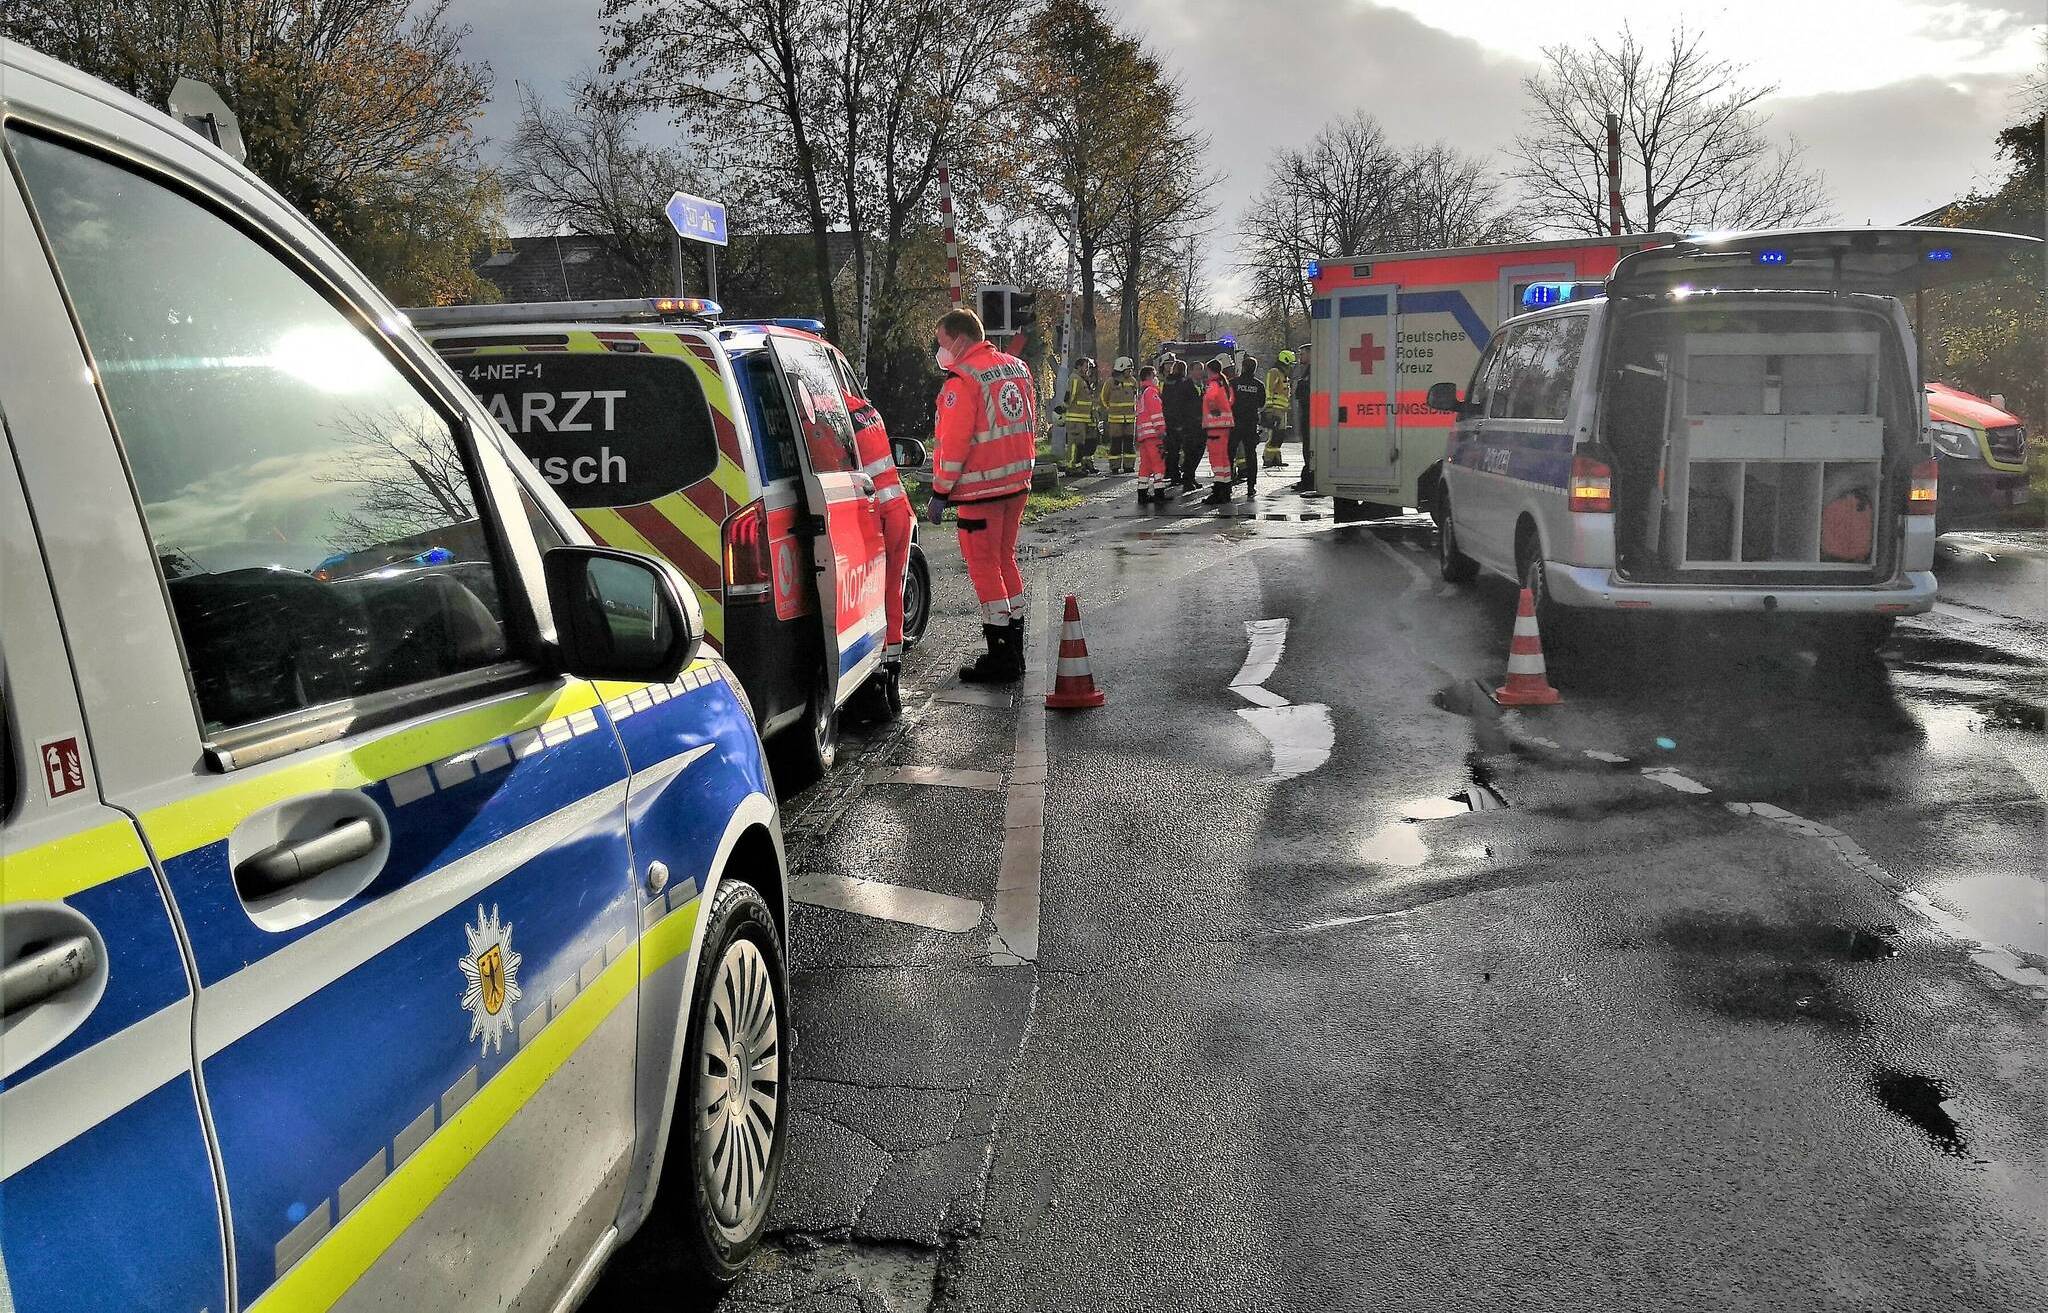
1605,111,1623,237
938,163,963,307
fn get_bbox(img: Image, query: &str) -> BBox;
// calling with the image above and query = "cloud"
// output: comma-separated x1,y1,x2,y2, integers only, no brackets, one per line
1766,75,2026,224
442,0,608,147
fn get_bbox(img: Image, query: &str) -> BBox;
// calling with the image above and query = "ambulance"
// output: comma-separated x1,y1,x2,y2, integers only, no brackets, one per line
1307,236,1672,520
412,302,930,784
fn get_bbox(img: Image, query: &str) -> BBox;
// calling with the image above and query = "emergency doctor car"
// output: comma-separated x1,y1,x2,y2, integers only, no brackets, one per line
0,41,792,1312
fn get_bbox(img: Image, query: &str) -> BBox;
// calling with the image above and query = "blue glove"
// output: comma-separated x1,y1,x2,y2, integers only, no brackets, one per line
924,494,949,526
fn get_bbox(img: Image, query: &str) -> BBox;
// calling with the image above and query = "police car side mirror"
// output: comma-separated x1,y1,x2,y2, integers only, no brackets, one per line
543,547,700,684
891,436,928,469
1425,382,1465,414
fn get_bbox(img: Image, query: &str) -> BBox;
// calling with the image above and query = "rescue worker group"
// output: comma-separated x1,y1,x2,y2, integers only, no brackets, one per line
913,308,1308,688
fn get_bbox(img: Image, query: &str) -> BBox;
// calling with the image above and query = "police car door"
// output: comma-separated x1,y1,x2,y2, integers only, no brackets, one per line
0,417,228,1310
1326,285,1402,494
765,335,886,707
4,125,640,1311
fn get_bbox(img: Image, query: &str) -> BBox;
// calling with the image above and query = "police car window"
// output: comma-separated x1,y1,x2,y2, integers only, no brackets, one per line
454,351,717,510
1500,320,1573,421
780,341,859,474
10,130,513,735
736,351,800,482
1535,317,1588,421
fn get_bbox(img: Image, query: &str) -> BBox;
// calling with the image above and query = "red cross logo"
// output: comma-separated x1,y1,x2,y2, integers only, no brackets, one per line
1349,333,1386,374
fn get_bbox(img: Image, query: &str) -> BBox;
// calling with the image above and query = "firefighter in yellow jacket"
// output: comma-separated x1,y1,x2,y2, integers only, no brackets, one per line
1262,348,1296,468
1061,357,1101,474
1099,356,1139,475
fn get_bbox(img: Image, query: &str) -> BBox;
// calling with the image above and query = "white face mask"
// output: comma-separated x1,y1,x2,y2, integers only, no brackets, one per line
935,344,956,371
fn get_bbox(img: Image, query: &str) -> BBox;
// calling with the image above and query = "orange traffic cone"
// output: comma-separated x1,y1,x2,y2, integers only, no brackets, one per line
1493,587,1562,706
1045,594,1106,710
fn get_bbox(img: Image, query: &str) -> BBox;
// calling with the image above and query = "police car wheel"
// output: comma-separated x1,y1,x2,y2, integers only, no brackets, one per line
902,547,931,646
673,877,788,1287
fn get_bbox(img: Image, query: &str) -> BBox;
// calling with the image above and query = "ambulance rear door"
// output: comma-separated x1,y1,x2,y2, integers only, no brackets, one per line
764,333,887,709
1317,284,1403,499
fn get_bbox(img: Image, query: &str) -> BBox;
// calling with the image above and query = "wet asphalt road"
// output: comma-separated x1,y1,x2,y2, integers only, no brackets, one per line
611,460,2047,1312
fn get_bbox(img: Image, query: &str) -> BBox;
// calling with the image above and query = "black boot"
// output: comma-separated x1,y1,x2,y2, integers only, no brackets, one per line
1005,617,1028,676
1201,483,1232,505
959,625,1019,684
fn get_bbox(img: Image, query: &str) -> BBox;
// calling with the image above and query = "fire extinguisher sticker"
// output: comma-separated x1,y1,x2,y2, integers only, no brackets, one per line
39,737,85,800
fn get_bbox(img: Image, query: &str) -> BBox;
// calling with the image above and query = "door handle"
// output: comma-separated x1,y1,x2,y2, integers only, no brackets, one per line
1,934,98,1019
1338,406,1349,422
235,818,377,899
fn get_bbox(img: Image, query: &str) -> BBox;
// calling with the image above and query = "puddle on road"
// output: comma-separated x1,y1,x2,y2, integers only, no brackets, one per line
1364,785,1512,866
1653,913,1901,1027
1929,872,2048,958
1872,1068,1971,1159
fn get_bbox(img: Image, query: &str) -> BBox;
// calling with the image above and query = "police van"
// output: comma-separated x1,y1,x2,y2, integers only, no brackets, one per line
411,302,930,784
0,41,790,1310
1429,227,2040,654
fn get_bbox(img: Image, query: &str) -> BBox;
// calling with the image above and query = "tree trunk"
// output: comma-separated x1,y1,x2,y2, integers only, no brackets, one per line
1076,237,1099,360
1118,220,1141,360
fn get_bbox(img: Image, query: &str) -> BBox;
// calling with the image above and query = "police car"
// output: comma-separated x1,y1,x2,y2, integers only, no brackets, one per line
1429,227,2040,655
0,41,789,1310
411,302,931,786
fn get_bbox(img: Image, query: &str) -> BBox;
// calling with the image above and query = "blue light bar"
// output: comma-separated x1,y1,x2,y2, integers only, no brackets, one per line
1926,248,1955,263
1306,259,1322,280
1756,249,1788,266
1219,334,1237,349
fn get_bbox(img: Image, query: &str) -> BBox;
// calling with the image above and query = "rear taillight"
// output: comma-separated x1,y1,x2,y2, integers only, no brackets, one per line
1569,454,1613,514
722,500,772,601
1908,458,1939,516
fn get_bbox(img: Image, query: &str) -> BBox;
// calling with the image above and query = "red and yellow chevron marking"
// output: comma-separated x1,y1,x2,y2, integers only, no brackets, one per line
436,327,761,653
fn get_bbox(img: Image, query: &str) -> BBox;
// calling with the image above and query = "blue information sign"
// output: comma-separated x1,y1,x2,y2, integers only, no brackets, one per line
665,191,728,247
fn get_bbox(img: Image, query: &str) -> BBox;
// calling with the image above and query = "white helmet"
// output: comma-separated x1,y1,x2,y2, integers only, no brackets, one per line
1113,355,1133,373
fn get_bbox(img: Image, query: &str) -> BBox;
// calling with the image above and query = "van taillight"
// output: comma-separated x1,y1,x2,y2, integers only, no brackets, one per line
1908,458,1939,516
722,500,772,601
1569,454,1613,514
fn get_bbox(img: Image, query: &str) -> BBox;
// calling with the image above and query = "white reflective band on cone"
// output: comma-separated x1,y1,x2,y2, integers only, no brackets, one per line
1061,622,1083,641
1507,653,1547,674
1514,615,1541,637
1057,657,1091,676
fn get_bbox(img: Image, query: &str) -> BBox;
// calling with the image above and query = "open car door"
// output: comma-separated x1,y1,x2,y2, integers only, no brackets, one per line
765,333,887,709
1606,227,2042,298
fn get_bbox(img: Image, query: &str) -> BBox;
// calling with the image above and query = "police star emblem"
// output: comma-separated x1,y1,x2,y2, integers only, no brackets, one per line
459,904,523,1055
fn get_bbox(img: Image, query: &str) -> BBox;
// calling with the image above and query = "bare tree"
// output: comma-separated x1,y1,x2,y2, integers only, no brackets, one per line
1237,114,1518,330
1509,23,1830,236
506,79,704,293
1102,64,1216,359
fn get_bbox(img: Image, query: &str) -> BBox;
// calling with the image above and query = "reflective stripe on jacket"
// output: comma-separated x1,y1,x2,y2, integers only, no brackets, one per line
1264,367,1292,413
848,393,908,506
1063,375,1099,422
1135,383,1165,443
934,341,1038,502
1201,376,1235,434
1100,375,1137,423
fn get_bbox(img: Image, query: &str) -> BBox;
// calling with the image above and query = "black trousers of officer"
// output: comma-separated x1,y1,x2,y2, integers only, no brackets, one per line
1233,424,1261,488
1174,427,1205,488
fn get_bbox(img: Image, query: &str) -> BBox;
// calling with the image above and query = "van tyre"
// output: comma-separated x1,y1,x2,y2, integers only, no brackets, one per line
852,662,903,724
1437,499,1479,584
901,546,931,648
648,877,789,1296
1517,533,1578,665
1335,498,1402,523
770,667,837,790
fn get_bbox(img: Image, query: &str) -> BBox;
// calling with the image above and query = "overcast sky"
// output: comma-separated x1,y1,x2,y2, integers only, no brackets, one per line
446,0,2043,294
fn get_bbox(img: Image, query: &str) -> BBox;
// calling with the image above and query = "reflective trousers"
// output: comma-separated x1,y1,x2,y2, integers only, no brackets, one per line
1205,430,1235,485
880,496,913,655
1104,422,1135,473
955,492,1026,623
1136,434,1166,490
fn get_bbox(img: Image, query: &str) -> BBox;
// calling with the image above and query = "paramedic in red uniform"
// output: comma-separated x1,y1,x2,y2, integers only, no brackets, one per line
847,388,913,670
927,307,1038,683
1200,358,1238,504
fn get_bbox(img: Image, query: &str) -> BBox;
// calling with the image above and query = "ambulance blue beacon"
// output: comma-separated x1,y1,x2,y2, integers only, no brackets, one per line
0,40,791,1311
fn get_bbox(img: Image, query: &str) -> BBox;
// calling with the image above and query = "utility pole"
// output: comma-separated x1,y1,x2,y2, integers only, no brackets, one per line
1605,111,1623,236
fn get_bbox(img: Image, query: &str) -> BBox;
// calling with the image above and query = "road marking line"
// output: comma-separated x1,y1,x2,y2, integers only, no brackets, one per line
1231,618,1289,688
1642,767,1712,794
790,871,984,933
1583,749,1630,763
1232,685,1288,708
987,579,1052,966
864,765,1003,792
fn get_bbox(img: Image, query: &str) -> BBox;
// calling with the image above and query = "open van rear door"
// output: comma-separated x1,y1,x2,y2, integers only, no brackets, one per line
1606,227,2042,298
765,333,886,709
